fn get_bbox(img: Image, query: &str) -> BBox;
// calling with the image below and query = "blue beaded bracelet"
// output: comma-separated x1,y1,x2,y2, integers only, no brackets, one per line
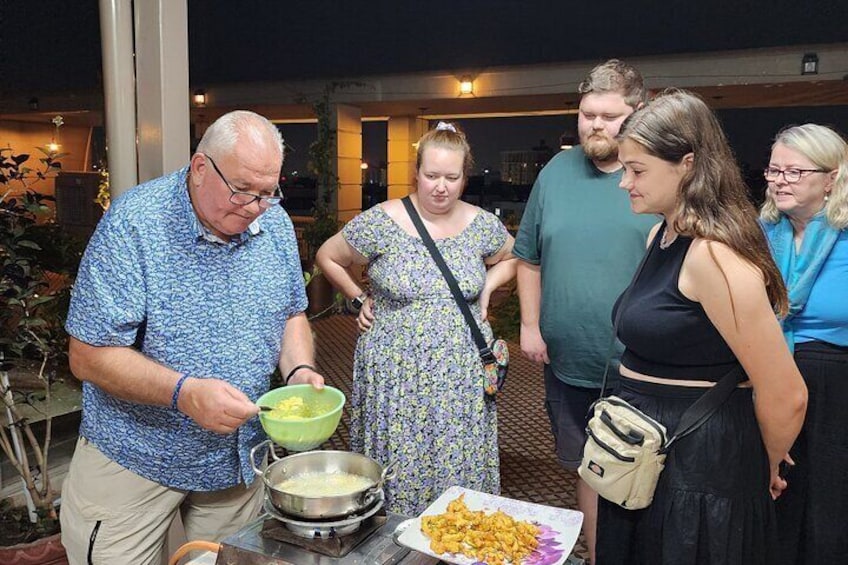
171,374,190,410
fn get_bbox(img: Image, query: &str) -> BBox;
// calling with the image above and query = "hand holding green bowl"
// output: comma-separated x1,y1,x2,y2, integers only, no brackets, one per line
257,384,345,451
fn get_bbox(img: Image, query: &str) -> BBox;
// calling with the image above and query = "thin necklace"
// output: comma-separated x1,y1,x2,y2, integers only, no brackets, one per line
659,227,677,250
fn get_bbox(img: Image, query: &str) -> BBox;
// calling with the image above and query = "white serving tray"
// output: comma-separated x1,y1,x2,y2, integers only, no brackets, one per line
396,485,583,565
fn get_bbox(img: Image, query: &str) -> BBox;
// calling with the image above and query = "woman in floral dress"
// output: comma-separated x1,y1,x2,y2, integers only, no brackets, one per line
317,122,517,515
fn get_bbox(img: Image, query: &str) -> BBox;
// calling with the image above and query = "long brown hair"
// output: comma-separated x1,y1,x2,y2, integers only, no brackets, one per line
619,89,788,316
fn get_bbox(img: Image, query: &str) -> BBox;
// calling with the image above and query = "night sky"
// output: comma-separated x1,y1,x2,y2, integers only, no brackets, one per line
5,1,847,94
187,0,847,84
3,1,847,180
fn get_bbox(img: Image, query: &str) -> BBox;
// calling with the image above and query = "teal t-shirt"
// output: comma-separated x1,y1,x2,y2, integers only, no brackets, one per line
514,146,656,388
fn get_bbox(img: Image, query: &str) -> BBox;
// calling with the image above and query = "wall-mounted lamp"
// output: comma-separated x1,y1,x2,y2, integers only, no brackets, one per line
801,53,819,75
28,97,39,111
192,89,207,107
48,115,64,153
459,76,474,96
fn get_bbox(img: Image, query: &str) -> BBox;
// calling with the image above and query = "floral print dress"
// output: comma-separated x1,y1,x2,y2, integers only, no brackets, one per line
343,204,508,516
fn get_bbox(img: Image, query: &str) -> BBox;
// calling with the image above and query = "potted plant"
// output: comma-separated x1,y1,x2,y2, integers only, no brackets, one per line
1,145,80,563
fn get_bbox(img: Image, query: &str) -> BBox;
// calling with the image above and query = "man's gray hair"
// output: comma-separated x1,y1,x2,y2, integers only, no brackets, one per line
196,110,284,162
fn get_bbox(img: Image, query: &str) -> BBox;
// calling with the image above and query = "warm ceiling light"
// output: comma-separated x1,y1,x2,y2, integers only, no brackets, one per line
459,76,474,96
192,89,207,107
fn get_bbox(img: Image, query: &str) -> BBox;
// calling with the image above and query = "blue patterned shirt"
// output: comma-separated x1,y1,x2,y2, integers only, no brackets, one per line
66,167,307,491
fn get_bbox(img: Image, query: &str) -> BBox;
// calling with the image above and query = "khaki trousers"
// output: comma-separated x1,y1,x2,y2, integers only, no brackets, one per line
60,437,263,565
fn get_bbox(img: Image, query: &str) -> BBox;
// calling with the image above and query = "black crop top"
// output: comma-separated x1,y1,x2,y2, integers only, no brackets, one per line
612,225,740,381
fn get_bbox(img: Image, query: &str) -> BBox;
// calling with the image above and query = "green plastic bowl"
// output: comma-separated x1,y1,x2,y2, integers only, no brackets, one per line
257,384,345,451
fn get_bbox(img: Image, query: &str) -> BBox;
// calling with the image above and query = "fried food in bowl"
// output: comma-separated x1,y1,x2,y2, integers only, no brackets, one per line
258,384,345,451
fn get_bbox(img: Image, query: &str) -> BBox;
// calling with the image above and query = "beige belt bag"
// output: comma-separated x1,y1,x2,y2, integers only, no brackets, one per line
579,366,743,511
578,395,668,510
587,232,744,510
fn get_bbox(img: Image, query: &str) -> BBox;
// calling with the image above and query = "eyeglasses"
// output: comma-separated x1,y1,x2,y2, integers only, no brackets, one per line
205,155,283,207
763,167,827,184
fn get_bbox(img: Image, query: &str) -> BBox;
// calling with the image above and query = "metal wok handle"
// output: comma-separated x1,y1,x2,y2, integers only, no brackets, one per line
360,459,398,506
248,439,280,477
380,459,398,483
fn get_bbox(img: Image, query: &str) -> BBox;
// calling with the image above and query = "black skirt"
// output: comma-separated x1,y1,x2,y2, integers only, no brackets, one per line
596,377,777,565
775,340,848,565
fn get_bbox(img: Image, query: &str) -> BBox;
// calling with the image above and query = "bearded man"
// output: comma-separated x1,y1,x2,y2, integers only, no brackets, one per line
513,59,655,563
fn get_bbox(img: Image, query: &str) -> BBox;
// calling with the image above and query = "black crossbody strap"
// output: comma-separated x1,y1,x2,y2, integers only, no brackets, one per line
664,365,744,450
401,196,495,364
605,221,746,450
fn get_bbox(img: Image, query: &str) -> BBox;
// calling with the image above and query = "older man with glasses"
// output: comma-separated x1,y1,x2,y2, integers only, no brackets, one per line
60,110,324,564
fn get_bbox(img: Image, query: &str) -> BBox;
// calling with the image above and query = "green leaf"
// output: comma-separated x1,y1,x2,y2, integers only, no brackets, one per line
16,240,42,250
27,295,56,308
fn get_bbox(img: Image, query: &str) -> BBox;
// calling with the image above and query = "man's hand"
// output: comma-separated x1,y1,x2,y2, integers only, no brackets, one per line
520,323,550,365
176,377,259,434
287,367,325,388
356,297,375,333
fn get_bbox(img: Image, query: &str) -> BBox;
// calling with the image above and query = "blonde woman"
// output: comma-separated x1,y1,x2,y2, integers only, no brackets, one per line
316,122,516,515
760,124,848,565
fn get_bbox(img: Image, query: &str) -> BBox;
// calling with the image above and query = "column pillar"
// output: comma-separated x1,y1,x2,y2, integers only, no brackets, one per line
134,0,190,183
332,104,362,222
387,116,427,200
98,0,137,197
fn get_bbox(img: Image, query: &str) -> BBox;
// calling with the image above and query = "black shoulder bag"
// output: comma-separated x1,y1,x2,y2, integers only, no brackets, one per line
401,196,508,396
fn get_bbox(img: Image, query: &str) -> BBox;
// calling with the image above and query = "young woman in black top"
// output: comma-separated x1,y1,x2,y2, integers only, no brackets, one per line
595,90,808,565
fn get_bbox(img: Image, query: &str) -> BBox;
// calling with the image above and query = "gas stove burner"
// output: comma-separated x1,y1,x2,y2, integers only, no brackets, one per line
263,491,385,539
219,510,423,564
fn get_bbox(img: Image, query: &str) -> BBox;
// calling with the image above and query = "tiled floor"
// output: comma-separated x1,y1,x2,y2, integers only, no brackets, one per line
311,314,588,560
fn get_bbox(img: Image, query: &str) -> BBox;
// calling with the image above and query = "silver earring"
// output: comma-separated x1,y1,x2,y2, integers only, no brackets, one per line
825,193,830,202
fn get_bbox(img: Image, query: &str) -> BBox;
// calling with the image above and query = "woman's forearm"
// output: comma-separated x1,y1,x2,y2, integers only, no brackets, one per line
315,234,366,300
754,385,807,467
484,256,517,292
